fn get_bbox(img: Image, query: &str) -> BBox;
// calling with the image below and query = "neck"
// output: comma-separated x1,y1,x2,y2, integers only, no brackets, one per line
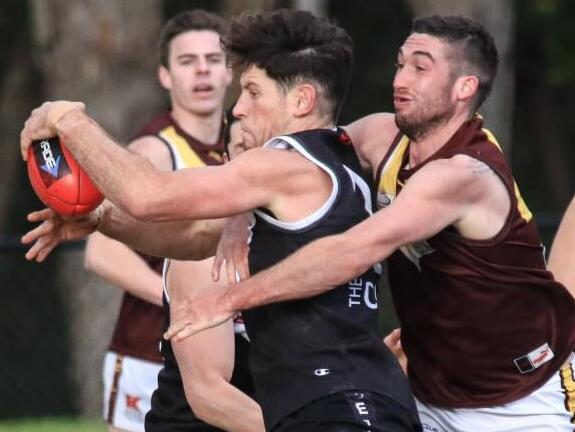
170,104,224,145
283,114,334,136
408,110,472,167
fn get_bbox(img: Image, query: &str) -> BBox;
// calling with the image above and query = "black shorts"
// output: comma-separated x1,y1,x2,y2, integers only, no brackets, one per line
272,390,422,432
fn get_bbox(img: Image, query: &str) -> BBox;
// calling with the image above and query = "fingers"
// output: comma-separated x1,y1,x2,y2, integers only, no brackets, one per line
226,256,238,284
164,322,198,342
383,328,401,349
20,101,86,160
24,236,56,262
236,249,251,280
165,314,231,343
27,208,56,222
21,219,55,245
211,255,224,282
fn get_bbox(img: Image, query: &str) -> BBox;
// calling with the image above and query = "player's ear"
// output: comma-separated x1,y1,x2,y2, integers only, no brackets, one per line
158,65,172,91
455,75,479,102
291,83,317,117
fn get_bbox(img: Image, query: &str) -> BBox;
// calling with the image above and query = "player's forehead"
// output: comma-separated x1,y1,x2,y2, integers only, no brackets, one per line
398,33,450,62
240,65,275,89
169,30,224,57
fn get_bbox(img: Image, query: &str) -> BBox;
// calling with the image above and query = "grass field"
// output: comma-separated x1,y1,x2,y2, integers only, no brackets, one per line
0,417,105,432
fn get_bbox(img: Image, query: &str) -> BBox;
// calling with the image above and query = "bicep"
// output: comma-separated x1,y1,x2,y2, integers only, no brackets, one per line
128,136,173,171
142,150,284,221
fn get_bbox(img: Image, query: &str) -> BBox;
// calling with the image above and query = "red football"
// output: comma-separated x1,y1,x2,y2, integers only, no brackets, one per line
27,136,104,217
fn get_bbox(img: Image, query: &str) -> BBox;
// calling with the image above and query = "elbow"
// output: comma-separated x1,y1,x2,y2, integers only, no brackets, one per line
121,190,165,222
184,380,218,422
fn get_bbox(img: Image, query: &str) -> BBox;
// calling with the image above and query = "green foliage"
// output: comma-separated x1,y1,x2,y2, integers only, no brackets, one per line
0,417,104,432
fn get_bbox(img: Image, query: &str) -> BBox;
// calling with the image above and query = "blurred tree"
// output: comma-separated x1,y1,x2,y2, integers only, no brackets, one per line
27,0,164,417
0,1,38,230
405,0,515,155
514,0,574,212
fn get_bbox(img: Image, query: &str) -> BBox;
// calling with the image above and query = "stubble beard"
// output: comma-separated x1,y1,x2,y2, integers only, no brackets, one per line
395,87,456,141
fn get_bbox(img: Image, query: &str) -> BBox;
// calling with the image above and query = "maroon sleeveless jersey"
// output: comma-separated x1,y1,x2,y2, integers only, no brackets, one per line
109,112,224,362
375,114,575,408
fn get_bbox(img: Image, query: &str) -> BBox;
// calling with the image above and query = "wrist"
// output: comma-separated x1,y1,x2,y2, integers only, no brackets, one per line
46,101,85,132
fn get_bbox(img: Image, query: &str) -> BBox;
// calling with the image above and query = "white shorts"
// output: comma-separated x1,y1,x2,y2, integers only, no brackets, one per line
416,355,575,432
102,351,162,432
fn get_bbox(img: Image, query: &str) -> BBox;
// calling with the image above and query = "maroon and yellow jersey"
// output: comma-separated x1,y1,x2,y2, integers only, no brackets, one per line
375,114,575,408
109,112,224,362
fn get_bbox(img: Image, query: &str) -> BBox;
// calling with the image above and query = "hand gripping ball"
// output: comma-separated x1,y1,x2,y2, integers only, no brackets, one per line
27,137,104,217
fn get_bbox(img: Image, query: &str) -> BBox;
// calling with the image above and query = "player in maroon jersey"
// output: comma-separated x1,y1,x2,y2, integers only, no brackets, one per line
163,15,575,432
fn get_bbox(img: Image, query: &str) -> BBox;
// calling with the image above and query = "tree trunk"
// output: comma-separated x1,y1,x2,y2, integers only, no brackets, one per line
405,0,515,155
28,0,164,417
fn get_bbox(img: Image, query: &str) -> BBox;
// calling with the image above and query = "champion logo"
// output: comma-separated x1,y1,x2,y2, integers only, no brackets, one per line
314,368,330,376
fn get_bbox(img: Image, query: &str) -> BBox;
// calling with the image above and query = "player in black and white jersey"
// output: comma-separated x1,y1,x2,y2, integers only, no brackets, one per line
20,9,421,432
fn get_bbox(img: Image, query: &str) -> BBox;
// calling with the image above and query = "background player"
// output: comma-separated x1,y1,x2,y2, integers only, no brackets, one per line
81,9,256,432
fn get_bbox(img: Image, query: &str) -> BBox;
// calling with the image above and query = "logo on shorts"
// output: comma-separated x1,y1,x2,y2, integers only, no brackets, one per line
314,368,330,376
126,395,141,412
513,342,555,374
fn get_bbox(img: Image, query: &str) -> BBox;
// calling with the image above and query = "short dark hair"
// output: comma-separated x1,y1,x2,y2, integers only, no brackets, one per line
223,9,353,121
159,9,226,68
412,15,499,110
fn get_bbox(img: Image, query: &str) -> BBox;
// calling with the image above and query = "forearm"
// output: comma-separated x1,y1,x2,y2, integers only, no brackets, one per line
97,201,224,260
225,232,372,312
184,377,264,432
54,109,161,218
84,233,163,305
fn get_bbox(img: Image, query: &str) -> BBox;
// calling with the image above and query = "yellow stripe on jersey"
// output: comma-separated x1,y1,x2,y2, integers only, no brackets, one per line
483,127,533,223
159,126,206,168
559,362,575,424
378,135,410,196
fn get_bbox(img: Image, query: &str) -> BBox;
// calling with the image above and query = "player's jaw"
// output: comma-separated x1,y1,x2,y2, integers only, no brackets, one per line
395,87,455,140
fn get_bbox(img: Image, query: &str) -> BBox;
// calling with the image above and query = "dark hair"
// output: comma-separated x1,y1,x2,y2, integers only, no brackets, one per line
412,15,499,110
223,9,353,121
159,9,226,67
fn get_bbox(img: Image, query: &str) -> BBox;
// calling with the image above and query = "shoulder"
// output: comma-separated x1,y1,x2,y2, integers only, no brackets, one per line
343,113,398,172
128,135,172,170
410,155,500,203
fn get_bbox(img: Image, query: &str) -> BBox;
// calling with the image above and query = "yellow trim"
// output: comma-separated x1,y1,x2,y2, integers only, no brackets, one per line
560,362,575,424
378,136,410,195
159,126,206,169
483,128,533,223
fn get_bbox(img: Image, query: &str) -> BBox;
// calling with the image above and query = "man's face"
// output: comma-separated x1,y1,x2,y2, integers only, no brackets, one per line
393,33,457,140
232,66,291,149
160,30,232,116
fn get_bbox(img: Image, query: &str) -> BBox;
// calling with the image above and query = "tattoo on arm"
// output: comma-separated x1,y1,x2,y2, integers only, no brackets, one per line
469,158,493,176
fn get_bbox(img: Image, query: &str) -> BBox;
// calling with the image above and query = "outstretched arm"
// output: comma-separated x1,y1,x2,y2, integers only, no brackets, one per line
166,155,509,340
22,202,225,262
167,259,264,432
548,195,575,298
20,102,281,223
